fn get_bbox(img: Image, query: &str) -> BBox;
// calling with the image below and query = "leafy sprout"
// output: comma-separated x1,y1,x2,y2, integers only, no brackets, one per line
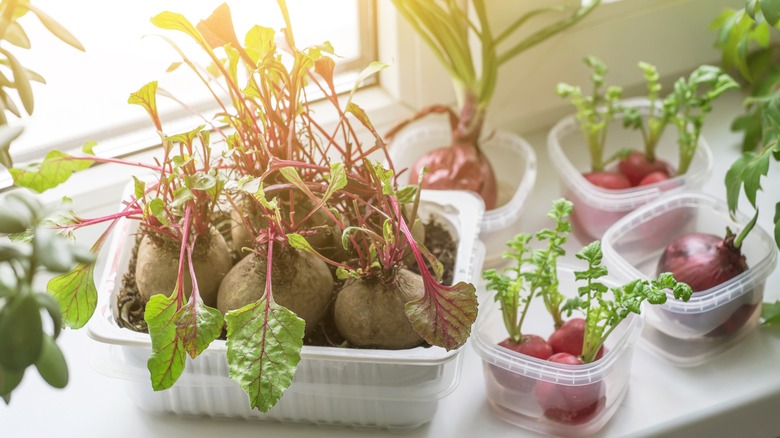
562,241,692,363
483,199,573,342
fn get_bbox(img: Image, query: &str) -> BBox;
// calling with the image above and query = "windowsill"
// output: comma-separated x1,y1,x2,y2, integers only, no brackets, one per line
4,86,779,438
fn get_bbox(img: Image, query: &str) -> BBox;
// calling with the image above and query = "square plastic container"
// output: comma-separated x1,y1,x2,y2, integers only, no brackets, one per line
388,124,537,266
87,190,486,431
602,193,778,366
472,264,643,437
547,98,713,241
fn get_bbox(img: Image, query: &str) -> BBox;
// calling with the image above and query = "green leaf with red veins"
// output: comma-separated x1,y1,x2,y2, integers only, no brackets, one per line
174,295,223,359
405,279,477,350
10,150,94,193
245,25,275,65
315,56,336,91
225,296,305,413
151,11,210,49
145,198,169,226
47,262,97,329
132,176,146,201
128,82,161,129
145,292,187,391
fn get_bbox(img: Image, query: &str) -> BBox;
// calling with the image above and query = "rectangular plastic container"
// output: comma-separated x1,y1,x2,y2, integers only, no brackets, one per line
388,123,537,266
547,98,712,241
472,264,643,437
602,193,778,366
87,190,486,431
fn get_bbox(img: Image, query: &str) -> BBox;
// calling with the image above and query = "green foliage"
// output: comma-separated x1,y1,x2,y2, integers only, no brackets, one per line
10,149,94,193
563,58,737,174
712,1,780,258
563,241,692,363
557,56,623,172
483,199,573,341
225,295,305,412
145,292,187,391
664,65,739,174
0,0,84,134
0,191,92,403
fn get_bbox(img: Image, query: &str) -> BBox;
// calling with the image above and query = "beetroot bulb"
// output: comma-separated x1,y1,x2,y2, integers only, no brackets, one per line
657,231,747,292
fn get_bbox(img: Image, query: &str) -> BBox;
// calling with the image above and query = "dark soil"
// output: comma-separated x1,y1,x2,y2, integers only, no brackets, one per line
115,215,458,345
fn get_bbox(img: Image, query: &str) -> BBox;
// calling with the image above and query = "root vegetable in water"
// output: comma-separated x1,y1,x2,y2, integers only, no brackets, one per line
135,227,232,307
534,352,606,425
583,172,631,190
548,318,603,360
618,151,671,186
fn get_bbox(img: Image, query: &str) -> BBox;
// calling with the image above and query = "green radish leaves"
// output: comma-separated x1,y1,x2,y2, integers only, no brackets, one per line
225,296,305,412
563,241,692,363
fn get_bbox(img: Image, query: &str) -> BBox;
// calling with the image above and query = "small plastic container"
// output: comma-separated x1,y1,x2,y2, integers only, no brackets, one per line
547,98,713,241
389,124,537,266
87,190,486,431
472,264,643,437
602,193,778,366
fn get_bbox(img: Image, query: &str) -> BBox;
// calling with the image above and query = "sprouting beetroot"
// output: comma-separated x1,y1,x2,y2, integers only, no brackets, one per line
534,352,606,425
637,170,670,186
583,172,631,190
548,318,604,360
618,151,671,186
657,232,747,293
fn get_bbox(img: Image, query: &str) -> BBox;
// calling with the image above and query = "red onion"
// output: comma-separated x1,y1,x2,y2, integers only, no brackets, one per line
657,232,747,292
409,144,498,210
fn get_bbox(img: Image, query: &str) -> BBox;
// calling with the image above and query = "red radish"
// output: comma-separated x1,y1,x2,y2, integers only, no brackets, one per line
618,151,671,186
499,335,553,360
491,335,553,392
637,170,670,186
548,318,604,360
534,353,606,425
657,232,747,293
583,172,631,190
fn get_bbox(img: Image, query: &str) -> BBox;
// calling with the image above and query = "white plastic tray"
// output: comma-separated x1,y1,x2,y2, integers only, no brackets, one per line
87,190,486,431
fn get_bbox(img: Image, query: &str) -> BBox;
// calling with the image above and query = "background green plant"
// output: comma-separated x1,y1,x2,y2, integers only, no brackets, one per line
712,0,780,251
0,192,94,403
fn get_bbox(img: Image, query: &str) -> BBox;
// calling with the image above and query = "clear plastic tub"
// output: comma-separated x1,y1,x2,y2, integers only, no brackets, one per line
87,190,486,431
602,193,778,366
472,264,643,437
388,124,537,266
547,98,713,241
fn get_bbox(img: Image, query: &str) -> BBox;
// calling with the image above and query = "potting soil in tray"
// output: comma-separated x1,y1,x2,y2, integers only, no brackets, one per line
116,216,458,348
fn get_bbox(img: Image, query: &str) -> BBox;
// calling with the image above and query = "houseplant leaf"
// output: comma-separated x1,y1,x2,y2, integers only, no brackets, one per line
10,150,94,193
405,280,478,351
225,296,305,412
47,262,97,329
0,292,43,372
34,334,68,389
174,295,223,359
145,292,187,391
